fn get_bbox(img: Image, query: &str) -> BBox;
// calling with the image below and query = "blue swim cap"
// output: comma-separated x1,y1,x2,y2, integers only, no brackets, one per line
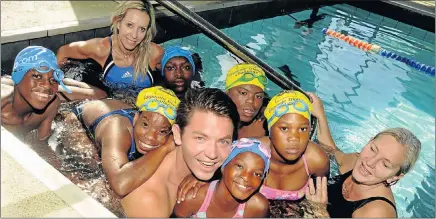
161,46,195,76
12,46,72,93
221,138,271,178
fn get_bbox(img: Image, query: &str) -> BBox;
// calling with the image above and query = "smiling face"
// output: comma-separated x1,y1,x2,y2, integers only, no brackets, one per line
222,152,265,201
116,8,150,51
269,113,310,162
173,110,234,181
227,84,264,122
133,111,172,154
16,69,59,110
352,134,406,185
163,56,194,94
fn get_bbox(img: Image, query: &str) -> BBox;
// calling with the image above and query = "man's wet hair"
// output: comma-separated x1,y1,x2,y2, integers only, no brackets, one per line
176,88,240,140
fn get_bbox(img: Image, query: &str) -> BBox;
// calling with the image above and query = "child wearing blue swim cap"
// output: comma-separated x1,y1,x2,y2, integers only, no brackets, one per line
174,138,271,218
155,46,205,98
1,46,70,140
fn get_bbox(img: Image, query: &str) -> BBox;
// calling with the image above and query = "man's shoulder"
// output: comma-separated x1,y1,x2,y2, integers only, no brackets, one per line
122,178,165,206
122,187,170,217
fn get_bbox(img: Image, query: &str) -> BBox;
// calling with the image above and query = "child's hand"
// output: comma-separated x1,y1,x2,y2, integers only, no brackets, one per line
176,174,206,204
305,176,328,204
306,92,326,119
162,136,176,154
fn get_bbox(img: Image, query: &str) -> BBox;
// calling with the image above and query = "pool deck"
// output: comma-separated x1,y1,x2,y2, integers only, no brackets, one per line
1,0,433,44
1,127,116,217
0,0,220,44
1,0,434,217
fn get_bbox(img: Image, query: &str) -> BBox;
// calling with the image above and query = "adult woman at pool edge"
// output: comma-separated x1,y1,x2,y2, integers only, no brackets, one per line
306,127,421,218
56,0,163,101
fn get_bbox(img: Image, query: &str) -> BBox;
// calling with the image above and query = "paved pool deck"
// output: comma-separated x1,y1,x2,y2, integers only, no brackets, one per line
1,126,117,217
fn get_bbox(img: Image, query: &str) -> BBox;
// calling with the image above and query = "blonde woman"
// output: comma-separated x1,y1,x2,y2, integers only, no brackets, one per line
57,0,163,101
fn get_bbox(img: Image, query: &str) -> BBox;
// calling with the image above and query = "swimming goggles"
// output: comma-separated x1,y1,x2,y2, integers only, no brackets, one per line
14,60,65,83
140,98,177,120
233,138,271,159
226,72,268,89
266,100,310,125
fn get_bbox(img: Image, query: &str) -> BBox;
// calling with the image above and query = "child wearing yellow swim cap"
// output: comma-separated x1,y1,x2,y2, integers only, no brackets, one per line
64,86,180,198
225,63,269,138
136,86,180,125
255,90,329,204
264,90,312,131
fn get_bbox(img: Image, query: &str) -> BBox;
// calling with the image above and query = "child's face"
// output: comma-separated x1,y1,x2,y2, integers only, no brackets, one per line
227,84,264,122
269,113,310,162
16,69,59,110
163,56,193,93
222,152,265,201
133,111,172,154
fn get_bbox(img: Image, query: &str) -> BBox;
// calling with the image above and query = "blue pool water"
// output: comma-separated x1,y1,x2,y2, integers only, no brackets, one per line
163,3,435,218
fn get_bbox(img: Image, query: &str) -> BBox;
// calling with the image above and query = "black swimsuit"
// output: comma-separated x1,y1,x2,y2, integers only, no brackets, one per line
327,170,397,218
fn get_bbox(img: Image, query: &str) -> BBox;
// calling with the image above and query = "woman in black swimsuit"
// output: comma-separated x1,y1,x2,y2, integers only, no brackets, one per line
307,126,421,218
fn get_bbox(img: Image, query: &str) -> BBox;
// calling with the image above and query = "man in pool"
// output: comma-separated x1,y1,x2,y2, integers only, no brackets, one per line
121,88,240,217
1,46,72,140
63,86,180,197
154,46,204,99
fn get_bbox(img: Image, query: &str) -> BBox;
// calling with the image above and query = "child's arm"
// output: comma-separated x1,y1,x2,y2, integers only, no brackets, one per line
36,97,61,140
100,127,175,198
243,193,270,218
173,184,208,218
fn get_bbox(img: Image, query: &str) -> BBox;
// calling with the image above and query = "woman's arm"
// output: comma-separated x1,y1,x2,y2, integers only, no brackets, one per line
306,92,336,148
57,37,109,68
318,141,359,173
100,125,175,197
306,92,359,171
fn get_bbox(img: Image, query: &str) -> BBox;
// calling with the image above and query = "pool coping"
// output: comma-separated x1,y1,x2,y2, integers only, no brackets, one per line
0,1,264,44
349,0,435,33
2,0,334,72
1,127,117,218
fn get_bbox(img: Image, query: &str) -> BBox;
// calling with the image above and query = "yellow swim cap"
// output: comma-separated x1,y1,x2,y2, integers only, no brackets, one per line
264,90,312,130
136,86,180,125
225,63,267,91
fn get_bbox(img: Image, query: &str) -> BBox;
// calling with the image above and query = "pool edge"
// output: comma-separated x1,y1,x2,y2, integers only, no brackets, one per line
1,127,117,218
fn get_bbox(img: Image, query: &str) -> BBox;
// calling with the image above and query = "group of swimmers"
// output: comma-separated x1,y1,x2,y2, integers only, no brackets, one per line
1,1,422,218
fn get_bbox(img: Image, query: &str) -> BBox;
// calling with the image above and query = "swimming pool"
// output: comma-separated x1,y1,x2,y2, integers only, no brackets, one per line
163,3,435,218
